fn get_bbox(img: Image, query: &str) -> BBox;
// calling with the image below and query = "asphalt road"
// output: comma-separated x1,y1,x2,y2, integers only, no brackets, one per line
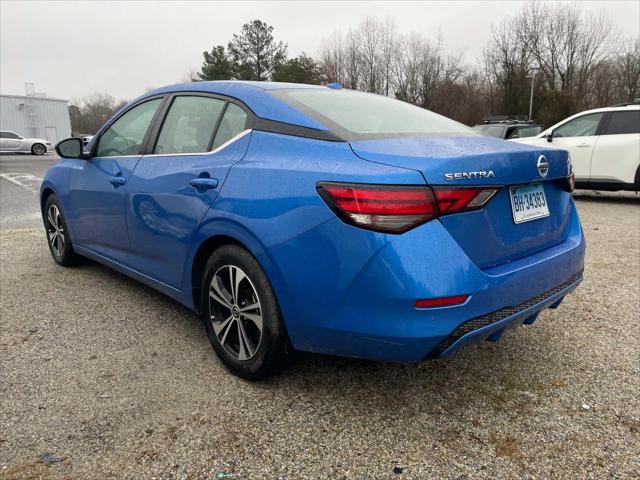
0,153,58,230
1,153,639,479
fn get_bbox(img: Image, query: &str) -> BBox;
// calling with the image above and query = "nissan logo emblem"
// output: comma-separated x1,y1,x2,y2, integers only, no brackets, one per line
537,155,549,178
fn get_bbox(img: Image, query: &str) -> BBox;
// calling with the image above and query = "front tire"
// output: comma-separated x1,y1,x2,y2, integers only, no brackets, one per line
31,143,46,155
201,245,293,380
44,195,78,266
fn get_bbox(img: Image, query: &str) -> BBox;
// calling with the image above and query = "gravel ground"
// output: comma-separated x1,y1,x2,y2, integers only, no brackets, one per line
1,191,639,479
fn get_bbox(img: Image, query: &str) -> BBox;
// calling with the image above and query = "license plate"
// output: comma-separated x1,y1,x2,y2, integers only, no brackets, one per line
509,183,549,224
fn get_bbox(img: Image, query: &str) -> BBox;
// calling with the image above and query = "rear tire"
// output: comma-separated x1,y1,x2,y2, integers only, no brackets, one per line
31,143,46,155
44,195,79,266
201,244,293,380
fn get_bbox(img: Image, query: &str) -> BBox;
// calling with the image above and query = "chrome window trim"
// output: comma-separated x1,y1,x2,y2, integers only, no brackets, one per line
143,129,252,158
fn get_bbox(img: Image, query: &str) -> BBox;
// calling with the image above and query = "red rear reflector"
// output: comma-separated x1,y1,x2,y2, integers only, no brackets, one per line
415,295,469,308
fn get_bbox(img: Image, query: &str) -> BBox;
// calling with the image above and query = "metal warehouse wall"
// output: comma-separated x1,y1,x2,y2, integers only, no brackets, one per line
0,95,71,144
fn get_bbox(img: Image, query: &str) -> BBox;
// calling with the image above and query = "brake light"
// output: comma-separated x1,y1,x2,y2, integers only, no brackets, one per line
316,183,437,233
317,182,499,233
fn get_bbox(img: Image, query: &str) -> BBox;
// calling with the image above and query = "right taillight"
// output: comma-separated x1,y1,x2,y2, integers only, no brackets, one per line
317,182,499,233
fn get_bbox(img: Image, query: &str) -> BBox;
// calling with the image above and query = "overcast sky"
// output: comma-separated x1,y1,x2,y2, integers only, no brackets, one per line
1,0,638,102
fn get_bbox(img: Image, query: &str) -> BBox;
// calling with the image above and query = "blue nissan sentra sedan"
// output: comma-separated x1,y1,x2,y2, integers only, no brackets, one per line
42,81,584,379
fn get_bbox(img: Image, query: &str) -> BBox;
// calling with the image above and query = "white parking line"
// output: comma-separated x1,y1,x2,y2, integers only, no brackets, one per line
0,173,43,195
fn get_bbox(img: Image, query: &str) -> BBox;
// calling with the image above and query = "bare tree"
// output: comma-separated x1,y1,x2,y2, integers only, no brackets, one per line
380,17,398,96
319,31,344,84
342,29,361,90
393,33,425,104
617,37,640,102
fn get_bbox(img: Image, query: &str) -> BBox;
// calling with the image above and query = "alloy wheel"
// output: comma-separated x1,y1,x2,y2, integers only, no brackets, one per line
47,204,65,256
33,144,46,155
209,265,263,361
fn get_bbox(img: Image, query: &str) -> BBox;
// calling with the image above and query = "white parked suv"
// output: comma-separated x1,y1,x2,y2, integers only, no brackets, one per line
512,103,640,191
0,130,53,155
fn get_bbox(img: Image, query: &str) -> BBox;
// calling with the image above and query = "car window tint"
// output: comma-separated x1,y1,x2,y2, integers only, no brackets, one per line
96,98,162,157
155,96,226,154
471,125,504,137
211,104,248,149
554,113,604,138
271,88,474,140
508,126,542,139
1,131,19,139
604,111,640,135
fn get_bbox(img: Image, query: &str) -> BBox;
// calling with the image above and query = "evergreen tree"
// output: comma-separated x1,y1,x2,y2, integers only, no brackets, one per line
198,45,234,81
227,20,287,81
272,54,320,84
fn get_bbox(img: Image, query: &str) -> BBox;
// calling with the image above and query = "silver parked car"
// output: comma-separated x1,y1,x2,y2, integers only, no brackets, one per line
0,130,52,155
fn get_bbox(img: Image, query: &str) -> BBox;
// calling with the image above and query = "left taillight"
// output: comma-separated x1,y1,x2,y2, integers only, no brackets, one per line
317,182,498,233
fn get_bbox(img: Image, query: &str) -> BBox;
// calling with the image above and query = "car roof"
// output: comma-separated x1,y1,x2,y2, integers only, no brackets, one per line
142,81,329,131
573,104,640,115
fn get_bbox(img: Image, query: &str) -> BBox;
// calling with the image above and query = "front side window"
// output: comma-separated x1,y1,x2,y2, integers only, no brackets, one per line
154,96,226,154
604,111,640,135
96,98,162,157
270,88,475,140
211,104,248,149
554,113,604,138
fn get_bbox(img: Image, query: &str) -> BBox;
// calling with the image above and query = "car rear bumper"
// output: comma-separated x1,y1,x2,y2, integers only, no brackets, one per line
427,270,582,359
267,199,586,362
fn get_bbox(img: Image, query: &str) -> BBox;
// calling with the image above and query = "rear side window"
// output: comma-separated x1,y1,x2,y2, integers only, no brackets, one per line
554,113,604,138
0,131,20,139
155,96,226,154
96,98,162,157
604,111,640,135
211,104,248,149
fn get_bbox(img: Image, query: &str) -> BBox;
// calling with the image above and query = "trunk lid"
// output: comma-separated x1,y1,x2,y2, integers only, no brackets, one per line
350,136,573,269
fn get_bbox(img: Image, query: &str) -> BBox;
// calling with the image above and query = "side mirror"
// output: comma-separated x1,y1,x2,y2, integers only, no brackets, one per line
55,137,84,159
545,131,553,143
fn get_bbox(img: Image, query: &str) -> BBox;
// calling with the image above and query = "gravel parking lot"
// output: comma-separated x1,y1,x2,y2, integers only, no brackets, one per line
1,169,639,478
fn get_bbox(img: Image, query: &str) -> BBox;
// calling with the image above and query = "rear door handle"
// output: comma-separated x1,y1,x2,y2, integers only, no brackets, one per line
577,143,591,148
189,178,219,190
109,176,126,186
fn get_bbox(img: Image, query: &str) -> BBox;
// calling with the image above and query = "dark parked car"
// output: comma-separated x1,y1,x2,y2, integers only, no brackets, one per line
473,116,543,140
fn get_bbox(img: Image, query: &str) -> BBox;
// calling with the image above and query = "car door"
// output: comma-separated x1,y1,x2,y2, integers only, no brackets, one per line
66,96,165,260
549,112,605,181
124,94,251,288
590,110,640,185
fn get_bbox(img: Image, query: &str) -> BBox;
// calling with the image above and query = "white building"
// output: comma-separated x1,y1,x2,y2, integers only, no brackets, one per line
0,94,71,144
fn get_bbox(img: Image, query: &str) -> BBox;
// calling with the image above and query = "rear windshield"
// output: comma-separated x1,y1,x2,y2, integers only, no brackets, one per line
270,88,476,140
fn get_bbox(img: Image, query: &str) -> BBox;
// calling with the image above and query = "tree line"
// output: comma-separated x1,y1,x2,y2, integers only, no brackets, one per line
70,2,639,134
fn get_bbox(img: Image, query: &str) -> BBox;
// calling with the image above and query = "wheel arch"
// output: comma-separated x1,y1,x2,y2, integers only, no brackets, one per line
190,234,245,313
40,186,56,217
187,225,286,316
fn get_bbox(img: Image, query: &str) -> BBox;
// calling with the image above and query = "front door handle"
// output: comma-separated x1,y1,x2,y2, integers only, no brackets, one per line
577,143,591,148
189,178,219,190
109,176,126,186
